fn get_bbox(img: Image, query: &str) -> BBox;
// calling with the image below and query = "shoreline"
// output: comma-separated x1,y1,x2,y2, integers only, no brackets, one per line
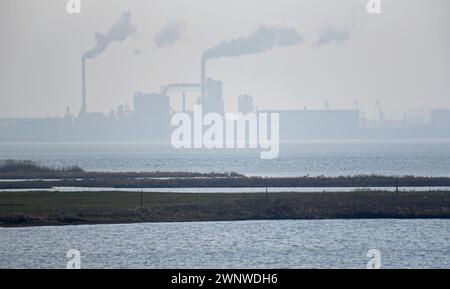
3,174,450,190
3,217,450,229
1,190,449,227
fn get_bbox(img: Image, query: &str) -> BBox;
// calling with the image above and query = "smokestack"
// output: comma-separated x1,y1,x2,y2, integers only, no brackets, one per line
201,54,206,103
81,57,87,114
200,24,303,105
79,11,136,116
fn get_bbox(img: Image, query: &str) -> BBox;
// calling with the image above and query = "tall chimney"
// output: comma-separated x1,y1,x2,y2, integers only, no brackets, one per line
80,57,87,114
201,55,206,104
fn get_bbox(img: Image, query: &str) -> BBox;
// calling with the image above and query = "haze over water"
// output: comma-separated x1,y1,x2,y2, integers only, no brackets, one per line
1,140,450,177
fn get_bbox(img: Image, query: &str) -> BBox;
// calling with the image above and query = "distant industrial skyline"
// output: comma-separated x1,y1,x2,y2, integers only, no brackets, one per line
1,0,450,119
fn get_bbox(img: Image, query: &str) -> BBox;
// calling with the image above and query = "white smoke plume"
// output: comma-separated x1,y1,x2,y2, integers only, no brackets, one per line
154,17,185,49
203,24,303,60
84,11,137,59
315,25,350,46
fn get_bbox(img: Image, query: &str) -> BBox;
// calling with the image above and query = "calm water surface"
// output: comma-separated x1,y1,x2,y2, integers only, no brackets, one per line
1,140,450,176
1,219,449,269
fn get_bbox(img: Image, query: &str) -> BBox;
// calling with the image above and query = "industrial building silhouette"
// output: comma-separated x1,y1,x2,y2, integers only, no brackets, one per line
1,56,450,142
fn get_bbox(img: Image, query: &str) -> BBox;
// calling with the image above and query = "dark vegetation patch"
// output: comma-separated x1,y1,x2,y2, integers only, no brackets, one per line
1,160,450,189
0,191,449,227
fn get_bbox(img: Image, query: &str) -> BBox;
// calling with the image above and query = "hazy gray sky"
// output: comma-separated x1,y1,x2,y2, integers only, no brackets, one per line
0,0,449,119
